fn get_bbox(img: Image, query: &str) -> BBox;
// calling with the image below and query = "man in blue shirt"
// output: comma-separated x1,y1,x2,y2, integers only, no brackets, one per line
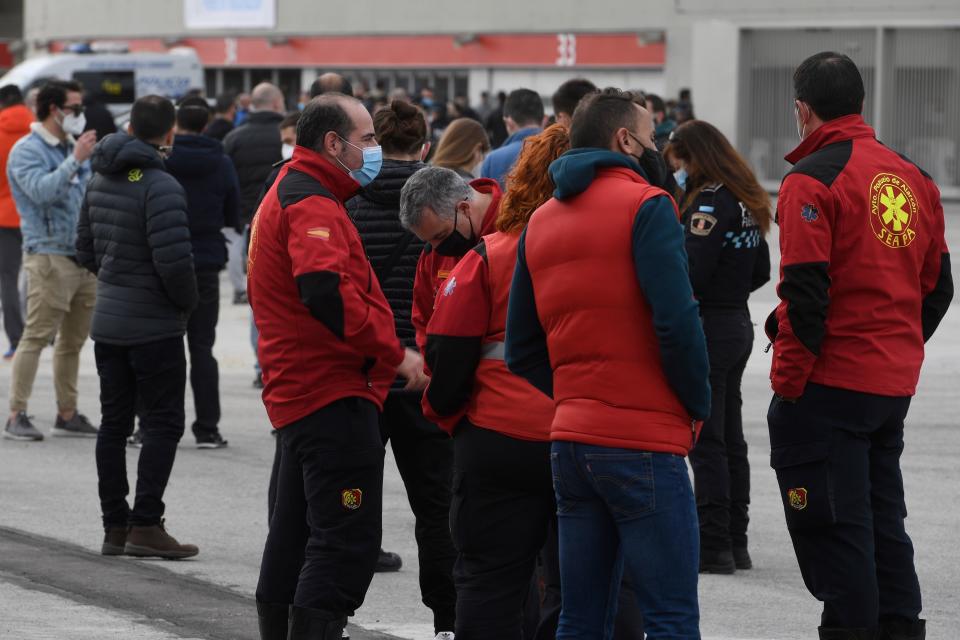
480,88,544,188
5,80,98,442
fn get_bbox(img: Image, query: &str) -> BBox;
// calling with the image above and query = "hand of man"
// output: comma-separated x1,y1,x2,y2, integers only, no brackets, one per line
397,348,429,391
73,130,98,164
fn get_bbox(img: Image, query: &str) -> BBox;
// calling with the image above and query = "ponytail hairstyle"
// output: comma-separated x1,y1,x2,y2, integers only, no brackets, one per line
664,120,772,235
496,123,570,233
373,99,428,156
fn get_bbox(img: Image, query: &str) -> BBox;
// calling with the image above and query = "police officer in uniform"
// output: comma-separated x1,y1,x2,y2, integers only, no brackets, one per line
665,120,771,574
768,52,952,639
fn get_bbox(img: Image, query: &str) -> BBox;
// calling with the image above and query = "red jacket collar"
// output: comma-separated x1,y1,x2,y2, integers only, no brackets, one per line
785,114,876,165
469,177,502,235
287,146,360,203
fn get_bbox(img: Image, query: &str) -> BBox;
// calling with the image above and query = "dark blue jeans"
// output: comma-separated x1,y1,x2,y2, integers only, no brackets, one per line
768,383,921,629
551,441,700,640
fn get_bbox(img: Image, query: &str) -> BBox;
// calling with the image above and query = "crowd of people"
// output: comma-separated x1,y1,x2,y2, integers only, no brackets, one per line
0,50,951,640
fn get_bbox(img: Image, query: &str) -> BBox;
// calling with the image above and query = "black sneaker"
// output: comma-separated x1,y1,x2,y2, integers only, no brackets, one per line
375,548,402,572
128,430,143,448
4,412,44,441
253,372,264,389
196,432,228,449
233,290,248,305
53,413,99,437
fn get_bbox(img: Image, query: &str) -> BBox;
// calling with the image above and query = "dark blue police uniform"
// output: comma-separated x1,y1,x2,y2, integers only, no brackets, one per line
682,183,770,571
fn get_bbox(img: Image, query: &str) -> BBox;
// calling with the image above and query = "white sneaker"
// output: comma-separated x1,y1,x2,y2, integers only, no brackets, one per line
435,633,455,640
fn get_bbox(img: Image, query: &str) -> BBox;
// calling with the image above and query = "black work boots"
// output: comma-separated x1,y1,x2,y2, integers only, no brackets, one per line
257,602,289,640
288,606,346,640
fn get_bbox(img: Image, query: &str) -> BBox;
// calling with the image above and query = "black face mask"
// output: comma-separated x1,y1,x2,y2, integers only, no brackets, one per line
637,147,668,188
626,132,667,188
434,206,476,257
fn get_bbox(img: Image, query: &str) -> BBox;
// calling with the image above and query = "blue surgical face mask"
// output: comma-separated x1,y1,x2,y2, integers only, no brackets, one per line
674,167,688,190
337,136,383,187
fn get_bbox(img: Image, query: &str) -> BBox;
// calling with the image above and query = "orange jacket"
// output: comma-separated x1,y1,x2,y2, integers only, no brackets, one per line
0,104,34,228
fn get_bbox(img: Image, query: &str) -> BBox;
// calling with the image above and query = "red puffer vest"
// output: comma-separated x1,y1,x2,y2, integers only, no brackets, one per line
524,167,698,455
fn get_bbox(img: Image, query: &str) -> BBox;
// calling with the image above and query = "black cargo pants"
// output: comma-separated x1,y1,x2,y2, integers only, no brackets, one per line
767,382,921,629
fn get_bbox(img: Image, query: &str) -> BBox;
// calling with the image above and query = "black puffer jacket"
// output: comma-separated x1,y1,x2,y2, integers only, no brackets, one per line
346,159,425,353
223,110,283,225
164,133,241,271
76,133,198,346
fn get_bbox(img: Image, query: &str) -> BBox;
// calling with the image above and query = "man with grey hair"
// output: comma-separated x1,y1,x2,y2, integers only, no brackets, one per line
223,82,285,306
400,166,502,352
251,91,425,640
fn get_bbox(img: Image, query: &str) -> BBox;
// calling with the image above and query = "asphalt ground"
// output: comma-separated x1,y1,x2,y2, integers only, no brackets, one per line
0,205,958,639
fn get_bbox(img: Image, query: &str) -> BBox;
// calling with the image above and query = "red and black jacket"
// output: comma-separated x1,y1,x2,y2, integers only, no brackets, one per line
767,114,952,399
248,146,403,428
422,231,554,440
411,178,501,353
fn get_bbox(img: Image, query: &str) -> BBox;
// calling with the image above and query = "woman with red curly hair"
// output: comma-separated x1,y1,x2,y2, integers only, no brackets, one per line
419,124,567,639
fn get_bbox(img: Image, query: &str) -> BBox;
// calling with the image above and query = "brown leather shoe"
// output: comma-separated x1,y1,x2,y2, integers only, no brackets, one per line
124,520,198,559
101,526,127,556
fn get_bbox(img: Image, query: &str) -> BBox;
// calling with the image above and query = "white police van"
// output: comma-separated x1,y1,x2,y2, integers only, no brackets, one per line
0,43,203,119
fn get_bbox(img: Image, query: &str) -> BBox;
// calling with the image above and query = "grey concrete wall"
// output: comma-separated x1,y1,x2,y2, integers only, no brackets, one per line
24,0,679,39
0,0,23,39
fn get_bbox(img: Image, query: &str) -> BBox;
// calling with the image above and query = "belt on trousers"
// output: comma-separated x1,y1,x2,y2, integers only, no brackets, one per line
481,341,505,360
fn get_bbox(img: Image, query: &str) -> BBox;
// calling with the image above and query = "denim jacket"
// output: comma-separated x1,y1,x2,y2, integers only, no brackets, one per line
6,123,91,256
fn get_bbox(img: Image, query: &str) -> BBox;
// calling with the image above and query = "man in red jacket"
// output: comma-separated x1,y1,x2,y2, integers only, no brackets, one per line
767,53,952,640
250,93,425,640
0,85,33,360
399,166,502,352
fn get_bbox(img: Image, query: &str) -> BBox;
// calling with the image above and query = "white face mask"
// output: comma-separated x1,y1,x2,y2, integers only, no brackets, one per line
281,143,295,160
61,111,86,137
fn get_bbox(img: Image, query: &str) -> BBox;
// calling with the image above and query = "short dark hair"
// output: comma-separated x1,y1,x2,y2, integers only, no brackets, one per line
373,99,428,155
504,88,544,127
175,96,211,133
569,87,643,150
0,84,24,109
297,93,355,152
794,51,865,121
551,78,597,118
645,93,666,116
213,91,236,114
36,80,82,121
130,95,176,141
280,111,301,130
310,74,354,99
679,88,691,102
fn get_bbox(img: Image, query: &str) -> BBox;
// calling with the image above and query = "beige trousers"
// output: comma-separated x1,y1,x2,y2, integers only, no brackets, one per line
8,254,96,413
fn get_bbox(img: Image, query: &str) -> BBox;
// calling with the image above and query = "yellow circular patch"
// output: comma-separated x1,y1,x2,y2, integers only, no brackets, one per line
869,173,918,249
127,168,143,182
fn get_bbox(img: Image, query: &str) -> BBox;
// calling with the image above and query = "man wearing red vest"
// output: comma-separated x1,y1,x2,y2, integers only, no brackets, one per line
767,53,952,640
250,93,425,640
505,88,710,637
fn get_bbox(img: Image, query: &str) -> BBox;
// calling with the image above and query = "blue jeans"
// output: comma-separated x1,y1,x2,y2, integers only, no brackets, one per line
551,441,700,640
